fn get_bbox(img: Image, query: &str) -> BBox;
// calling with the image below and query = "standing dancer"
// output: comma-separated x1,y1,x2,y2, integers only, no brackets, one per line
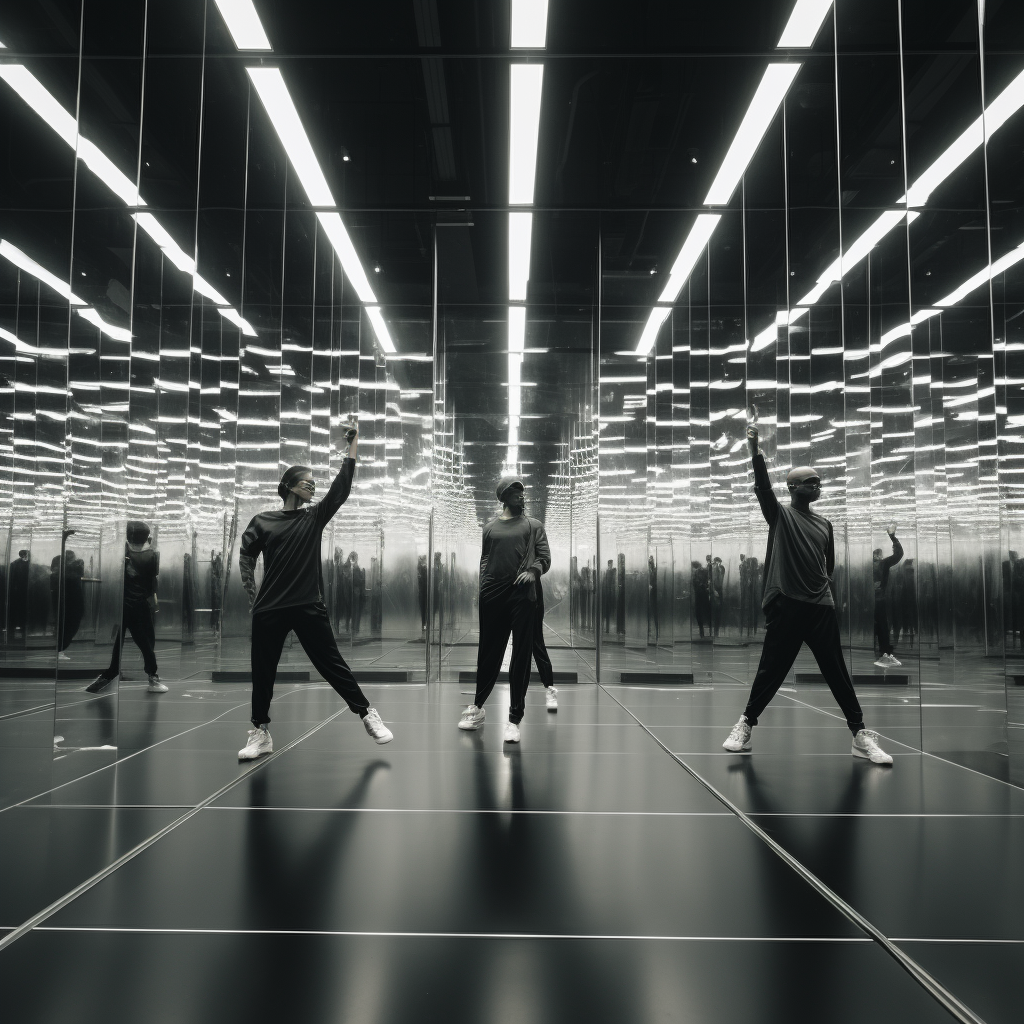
872,526,904,669
458,476,551,743
722,426,892,764
236,427,393,760
532,575,559,711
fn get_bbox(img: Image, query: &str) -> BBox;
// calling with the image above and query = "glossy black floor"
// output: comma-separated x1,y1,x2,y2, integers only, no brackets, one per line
0,676,1020,1024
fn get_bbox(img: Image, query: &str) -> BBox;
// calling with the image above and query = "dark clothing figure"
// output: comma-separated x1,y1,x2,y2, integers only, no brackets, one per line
711,558,725,637
8,553,30,637
742,452,864,735
473,515,551,725
580,565,592,631
417,555,428,629
351,561,366,633
616,553,626,634
210,552,223,629
692,564,711,638
873,535,904,656
533,577,554,689
240,458,373,728
901,561,918,645
602,564,615,633
648,557,659,641
51,553,85,652
101,545,160,681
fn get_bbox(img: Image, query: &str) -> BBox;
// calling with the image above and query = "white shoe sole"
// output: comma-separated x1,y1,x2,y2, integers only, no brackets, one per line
852,747,893,765
367,731,393,745
238,748,272,761
722,742,751,752
458,718,484,731
504,732,521,744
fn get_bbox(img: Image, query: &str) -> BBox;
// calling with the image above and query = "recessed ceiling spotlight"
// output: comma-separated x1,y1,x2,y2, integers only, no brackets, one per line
649,268,656,275
374,265,381,273
341,147,351,162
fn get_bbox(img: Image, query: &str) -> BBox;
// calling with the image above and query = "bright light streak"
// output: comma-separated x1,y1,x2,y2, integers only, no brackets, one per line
0,325,94,357
317,213,377,304
509,64,544,205
777,0,834,48
213,0,272,50
704,64,801,206
247,68,335,207
192,274,229,306
0,239,87,304
133,214,195,273
77,138,144,207
366,306,396,354
635,306,672,355
218,307,258,337
880,323,912,349
508,211,533,301
0,64,77,145
750,323,777,352
76,308,132,341
658,214,721,303
508,305,526,354
911,308,941,325
510,0,548,47
936,239,1024,306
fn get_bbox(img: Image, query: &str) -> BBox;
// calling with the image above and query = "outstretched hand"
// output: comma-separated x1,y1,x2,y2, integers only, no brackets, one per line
747,425,759,455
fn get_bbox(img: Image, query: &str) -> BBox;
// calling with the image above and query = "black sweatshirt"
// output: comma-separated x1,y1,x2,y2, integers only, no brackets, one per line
240,458,354,614
873,536,904,597
753,451,835,609
479,515,551,602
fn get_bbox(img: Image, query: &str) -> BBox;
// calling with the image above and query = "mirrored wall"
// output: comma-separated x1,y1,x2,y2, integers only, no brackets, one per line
1,0,1022,795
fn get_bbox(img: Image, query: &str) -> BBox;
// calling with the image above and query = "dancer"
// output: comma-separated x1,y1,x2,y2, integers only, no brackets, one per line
458,475,551,743
722,426,892,764
236,426,393,760
691,560,710,639
533,575,559,711
86,522,166,694
872,526,904,669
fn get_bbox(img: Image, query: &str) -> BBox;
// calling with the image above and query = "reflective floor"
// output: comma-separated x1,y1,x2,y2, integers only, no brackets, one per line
1,674,1019,1023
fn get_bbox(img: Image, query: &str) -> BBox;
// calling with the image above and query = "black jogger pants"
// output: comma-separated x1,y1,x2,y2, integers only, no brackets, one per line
474,586,536,724
533,585,554,689
250,603,369,727
743,595,864,734
874,599,893,656
105,600,158,678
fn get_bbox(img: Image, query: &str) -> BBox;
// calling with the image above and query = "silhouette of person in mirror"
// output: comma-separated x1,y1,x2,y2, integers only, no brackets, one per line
722,426,893,765
87,522,164,695
692,560,710,639
51,549,85,659
235,427,393,760
873,526,904,669
602,559,615,633
8,550,30,640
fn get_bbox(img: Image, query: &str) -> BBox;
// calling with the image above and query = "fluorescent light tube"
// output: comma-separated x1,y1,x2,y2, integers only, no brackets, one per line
936,240,1024,306
910,308,941,325
777,0,834,48
509,64,544,205
77,307,132,341
133,214,196,273
508,212,533,301
635,306,672,355
658,214,721,302
880,323,912,348
218,307,258,337
509,305,526,353
192,274,229,306
366,306,396,353
77,138,143,207
750,323,777,352
0,239,87,304
704,63,801,206
247,68,335,207
214,0,272,50
316,213,377,304
510,0,548,48
0,64,78,146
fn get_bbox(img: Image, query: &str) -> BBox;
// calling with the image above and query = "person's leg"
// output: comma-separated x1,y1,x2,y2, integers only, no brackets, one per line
874,600,893,656
292,604,371,717
507,591,536,725
250,609,291,727
532,592,554,689
804,605,864,735
741,598,805,726
473,594,513,709
125,602,158,676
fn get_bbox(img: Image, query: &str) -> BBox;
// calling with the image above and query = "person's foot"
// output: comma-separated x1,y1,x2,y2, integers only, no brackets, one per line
545,686,558,712
458,704,485,731
362,707,393,744
147,674,168,693
852,729,893,765
873,655,890,669
722,716,752,752
238,726,273,761
85,674,113,694
503,721,521,743
58,652,71,661
884,653,902,667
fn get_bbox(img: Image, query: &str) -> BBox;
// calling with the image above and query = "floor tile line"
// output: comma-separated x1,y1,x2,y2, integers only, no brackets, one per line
778,691,1024,794
0,706,349,955
202,806,734,816
24,926,875,943
0,702,56,722
600,684,988,1024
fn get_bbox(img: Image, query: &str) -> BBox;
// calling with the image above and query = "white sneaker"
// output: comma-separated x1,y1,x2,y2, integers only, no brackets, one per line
362,707,393,745
873,656,889,669
58,652,71,661
545,686,558,712
722,716,752,752
238,726,273,761
458,705,485,731
884,653,902,667
503,721,521,743
852,729,893,765
147,674,168,693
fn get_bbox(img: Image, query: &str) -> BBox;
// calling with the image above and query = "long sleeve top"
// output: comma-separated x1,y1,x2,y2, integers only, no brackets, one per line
753,451,835,609
239,458,354,614
873,535,904,596
478,515,550,602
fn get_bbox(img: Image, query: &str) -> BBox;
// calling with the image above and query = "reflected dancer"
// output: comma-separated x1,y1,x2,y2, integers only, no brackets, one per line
721,427,893,765
873,525,904,669
236,427,393,760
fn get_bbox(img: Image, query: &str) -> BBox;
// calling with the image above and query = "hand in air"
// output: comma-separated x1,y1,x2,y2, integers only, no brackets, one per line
887,522,897,537
746,425,759,453
344,426,358,445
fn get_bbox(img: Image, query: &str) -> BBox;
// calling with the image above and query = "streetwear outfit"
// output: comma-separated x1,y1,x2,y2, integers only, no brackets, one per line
471,514,551,725
239,458,372,729
873,536,904,657
102,546,160,681
739,452,866,736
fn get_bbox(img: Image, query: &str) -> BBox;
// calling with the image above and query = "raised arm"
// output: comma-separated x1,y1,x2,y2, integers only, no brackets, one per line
748,426,779,527
314,427,359,529
881,527,904,569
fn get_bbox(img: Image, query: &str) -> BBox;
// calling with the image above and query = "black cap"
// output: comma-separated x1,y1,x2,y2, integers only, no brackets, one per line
496,475,525,501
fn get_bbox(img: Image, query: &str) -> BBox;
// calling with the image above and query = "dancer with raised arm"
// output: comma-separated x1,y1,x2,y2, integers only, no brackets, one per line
872,526,904,669
458,475,551,743
722,425,893,764
236,426,393,760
